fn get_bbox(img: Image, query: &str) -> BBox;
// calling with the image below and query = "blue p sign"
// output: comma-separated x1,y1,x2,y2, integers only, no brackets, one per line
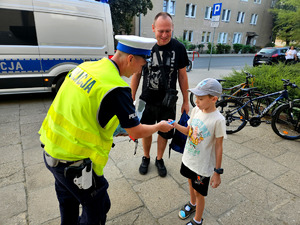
212,3,222,16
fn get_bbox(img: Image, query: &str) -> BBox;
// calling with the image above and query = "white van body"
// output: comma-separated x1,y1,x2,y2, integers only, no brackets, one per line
0,0,114,95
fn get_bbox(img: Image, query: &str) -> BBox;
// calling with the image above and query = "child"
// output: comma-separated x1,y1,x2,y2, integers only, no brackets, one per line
173,78,227,225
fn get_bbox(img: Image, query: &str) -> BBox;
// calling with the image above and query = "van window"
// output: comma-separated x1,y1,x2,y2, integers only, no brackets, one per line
0,8,38,45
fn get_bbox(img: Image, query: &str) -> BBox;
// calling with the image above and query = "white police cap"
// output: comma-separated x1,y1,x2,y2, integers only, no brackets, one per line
115,35,157,59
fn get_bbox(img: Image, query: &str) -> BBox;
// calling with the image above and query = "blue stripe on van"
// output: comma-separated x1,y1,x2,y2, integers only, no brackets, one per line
0,59,42,73
41,58,84,71
0,58,94,74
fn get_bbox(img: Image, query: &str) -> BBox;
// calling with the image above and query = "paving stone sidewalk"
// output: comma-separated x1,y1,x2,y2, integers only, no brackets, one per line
0,68,299,225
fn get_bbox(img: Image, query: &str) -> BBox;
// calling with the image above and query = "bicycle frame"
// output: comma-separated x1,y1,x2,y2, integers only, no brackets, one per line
222,75,255,100
233,89,289,120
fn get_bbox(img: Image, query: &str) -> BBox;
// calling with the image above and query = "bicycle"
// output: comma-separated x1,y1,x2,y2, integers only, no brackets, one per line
216,79,300,140
186,59,192,72
189,72,264,108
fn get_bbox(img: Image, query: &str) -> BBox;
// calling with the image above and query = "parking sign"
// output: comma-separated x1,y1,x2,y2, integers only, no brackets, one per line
212,3,222,17
211,3,222,27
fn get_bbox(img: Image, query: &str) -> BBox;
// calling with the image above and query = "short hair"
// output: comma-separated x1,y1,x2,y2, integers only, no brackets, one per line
153,12,173,26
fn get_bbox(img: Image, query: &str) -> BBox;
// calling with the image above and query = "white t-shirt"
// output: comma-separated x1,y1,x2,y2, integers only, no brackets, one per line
285,49,297,60
182,107,227,177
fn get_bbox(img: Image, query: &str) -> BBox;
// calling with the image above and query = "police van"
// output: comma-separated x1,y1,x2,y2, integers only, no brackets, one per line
0,0,114,95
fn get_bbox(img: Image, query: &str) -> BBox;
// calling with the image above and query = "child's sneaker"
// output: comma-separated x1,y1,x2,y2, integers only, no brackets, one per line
178,202,196,220
186,218,203,225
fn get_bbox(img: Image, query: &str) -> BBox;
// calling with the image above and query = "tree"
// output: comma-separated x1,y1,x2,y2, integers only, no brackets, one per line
270,0,300,45
108,0,153,35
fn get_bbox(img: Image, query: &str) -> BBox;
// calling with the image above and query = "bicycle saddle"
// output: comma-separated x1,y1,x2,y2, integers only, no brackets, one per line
241,87,258,92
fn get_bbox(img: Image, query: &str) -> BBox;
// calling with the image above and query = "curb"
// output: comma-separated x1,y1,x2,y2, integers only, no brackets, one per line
187,53,255,58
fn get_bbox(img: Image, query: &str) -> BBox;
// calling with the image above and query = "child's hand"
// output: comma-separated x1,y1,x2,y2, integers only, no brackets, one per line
210,173,221,188
158,120,174,132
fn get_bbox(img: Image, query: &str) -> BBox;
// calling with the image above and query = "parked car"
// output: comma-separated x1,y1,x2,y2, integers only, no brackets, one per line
253,47,288,66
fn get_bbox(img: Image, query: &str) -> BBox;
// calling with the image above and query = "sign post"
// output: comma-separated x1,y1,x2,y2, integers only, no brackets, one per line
208,3,222,71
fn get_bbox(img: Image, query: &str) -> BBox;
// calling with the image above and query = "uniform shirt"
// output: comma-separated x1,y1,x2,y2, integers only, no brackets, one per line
98,87,140,129
182,107,227,177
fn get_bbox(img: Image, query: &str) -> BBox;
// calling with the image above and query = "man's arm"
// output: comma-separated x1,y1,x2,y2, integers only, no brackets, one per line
178,67,189,114
130,72,142,101
125,122,173,140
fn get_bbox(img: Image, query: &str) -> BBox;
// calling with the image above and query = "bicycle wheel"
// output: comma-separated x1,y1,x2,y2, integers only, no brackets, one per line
186,59,192,72
240,91,271,118
190,92,196,107
216,99,249,134
271,103,300,140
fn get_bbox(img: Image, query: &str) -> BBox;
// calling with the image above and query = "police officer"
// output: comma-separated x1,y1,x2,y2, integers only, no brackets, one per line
39,35,174,225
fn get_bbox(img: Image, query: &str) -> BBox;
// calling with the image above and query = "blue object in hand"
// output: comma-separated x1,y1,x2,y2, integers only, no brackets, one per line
168,120,175,124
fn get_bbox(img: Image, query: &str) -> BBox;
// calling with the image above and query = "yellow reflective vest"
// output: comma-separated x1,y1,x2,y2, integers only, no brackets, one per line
39,58,130,175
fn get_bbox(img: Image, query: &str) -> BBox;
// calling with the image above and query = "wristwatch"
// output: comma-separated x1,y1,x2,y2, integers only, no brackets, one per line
214,168,224,174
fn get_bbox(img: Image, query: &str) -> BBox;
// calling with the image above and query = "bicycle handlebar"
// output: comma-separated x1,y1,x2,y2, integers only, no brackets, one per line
244,72,254,78
281,79,299,89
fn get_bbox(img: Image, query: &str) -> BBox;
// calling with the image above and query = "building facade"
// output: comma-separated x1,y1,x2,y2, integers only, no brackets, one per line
134,0,275,51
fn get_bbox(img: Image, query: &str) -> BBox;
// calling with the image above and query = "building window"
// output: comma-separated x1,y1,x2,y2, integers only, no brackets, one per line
254,0,261,3
188,31,193,42
183,30,193,42
201,31,206,43
222,9,231,22
250,14,258,25
163,0,176,15
191,5,196,17
218,32,228,44
271,0,276,8
201,31,211,43
233,32,242,44
204,6,212,20
183,30,188,40
237,11,245,23
185,4,189,16
185,4,197,18
206,32,211,42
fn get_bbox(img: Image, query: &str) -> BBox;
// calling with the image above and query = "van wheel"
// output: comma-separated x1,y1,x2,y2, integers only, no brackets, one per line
55,76,65,93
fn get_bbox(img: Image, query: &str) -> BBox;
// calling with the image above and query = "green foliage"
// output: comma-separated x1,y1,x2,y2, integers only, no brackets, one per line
206,42,216,54
188,44,197,51
216,44,231,54
174,36,192,50
223,63,300,99
265,42,275,47
233,44,244,53
109,0,153,35
241,45,256,53
197,44,205,53
270,0,300,45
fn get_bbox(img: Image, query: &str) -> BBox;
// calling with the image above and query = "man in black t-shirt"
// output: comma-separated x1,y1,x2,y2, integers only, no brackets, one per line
131,12,190,177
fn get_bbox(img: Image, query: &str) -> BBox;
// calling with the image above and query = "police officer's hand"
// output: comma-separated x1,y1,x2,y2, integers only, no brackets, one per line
158,120,174,132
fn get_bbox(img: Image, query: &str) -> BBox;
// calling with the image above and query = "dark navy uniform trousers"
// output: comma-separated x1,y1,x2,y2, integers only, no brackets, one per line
44,155,111,225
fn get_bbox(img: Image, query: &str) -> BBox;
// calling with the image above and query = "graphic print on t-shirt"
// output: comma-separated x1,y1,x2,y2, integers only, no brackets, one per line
146,50,175,90
187,119,211,156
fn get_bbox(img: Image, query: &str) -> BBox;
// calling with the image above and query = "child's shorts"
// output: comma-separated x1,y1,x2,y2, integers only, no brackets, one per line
180,162,210,196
